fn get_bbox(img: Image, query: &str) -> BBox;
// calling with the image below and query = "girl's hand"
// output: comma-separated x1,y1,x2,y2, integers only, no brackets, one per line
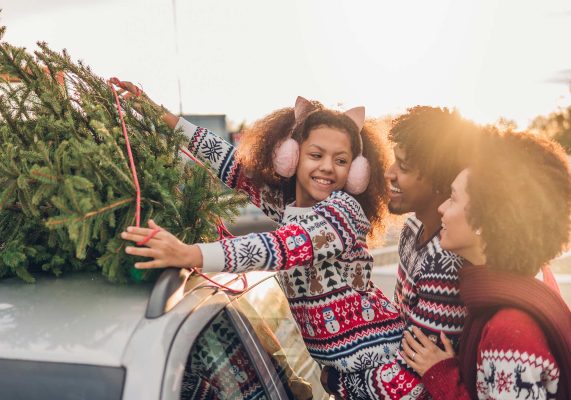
114,79,179,129
121,219,203,269
114,80,146,101
401,326,455,376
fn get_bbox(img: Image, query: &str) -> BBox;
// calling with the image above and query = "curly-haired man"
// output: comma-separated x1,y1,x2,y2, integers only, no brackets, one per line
324,106,481,399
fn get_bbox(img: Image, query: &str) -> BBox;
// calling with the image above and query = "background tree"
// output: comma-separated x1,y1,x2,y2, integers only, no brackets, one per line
530,105,571,153
530,71,571,153
0,26,244,283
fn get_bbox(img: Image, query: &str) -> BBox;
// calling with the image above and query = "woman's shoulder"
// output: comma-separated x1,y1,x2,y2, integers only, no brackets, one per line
482,308,550,352
478,308,560,400
486,308,543,332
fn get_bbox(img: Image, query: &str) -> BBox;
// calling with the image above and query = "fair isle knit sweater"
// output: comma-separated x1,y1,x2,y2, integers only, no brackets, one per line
394,216,466,346
422,308,560,399
332,216,466,399
421,266,570,400
177,118,405,373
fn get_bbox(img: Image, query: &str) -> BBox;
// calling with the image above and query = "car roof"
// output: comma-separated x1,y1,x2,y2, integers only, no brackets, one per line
0,272,153,366
0,270,276,368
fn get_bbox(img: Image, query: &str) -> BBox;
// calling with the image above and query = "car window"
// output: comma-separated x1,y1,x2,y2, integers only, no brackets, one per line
234,277,329,400
180,310,268,400
0,359,125,400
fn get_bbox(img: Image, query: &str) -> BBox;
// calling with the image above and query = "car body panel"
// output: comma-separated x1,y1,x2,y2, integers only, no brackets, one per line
0,269,324,399
0,273,152,366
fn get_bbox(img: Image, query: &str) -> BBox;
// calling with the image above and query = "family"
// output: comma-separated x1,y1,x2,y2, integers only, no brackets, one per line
118,81,571,400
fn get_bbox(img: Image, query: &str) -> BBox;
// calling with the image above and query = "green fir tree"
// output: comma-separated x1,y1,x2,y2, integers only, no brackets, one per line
0,26,244,283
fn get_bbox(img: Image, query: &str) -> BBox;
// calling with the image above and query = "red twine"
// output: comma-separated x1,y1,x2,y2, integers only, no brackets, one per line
109,78,245,293
109,78,141,227
135,227,161,246
192,271,248,295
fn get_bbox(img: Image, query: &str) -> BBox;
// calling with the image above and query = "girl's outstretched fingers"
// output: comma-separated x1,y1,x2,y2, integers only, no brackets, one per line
122,220,202,270
121,226,158,246
148,219,162,230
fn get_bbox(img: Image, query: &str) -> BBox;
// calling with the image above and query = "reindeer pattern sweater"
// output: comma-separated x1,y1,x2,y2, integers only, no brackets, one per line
177,118,405,373
422,308,560,399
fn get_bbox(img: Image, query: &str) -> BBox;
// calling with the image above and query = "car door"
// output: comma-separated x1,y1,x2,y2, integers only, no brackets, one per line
161,272,328,400
229,275,329,400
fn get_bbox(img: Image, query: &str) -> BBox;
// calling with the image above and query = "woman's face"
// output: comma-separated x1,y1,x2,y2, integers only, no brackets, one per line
438,169,484,263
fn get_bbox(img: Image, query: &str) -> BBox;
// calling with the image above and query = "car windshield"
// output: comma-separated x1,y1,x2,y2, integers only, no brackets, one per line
0,359,125,400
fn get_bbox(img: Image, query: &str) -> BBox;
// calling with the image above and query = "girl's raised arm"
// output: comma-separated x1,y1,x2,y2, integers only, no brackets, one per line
116,80,286,221
177,118,285,222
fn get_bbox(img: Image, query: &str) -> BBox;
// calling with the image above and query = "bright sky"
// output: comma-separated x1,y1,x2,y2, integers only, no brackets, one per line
2,0,571,128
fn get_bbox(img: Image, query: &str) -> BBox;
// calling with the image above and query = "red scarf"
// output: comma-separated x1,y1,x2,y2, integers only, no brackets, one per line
458,266,571,400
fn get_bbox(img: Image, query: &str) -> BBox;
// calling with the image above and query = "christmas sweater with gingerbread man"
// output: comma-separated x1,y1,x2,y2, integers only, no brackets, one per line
178,118,405,373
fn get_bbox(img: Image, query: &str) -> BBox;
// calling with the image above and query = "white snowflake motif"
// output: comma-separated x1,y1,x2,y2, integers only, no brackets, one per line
344,373,368,399
237,241,263,267
440,251,463,274
201,138,223,162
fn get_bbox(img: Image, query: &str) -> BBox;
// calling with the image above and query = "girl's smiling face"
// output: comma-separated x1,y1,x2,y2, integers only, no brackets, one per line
295,126,352,207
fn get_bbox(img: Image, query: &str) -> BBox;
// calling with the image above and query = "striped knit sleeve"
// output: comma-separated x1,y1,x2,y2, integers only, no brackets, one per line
177,118,284,221
198,191,367,273
197,224,312,273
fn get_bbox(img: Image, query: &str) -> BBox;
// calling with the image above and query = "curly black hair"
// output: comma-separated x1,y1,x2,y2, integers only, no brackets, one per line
236,103,391,239
466,129,571,275
389,106,482,195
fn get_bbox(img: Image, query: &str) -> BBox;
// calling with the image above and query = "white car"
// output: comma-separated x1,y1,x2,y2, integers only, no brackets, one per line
0,269,329,399
224,204,279,236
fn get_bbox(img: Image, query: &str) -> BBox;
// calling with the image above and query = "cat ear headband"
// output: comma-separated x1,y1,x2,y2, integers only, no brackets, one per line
272,96,370,194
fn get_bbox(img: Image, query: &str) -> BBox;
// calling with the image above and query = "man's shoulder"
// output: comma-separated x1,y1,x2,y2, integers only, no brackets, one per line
399,215,421,250
419,233,464,278
403,215,422,234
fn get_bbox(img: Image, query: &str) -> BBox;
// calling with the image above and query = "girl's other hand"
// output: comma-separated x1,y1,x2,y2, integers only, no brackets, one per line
121,219,202,270
113,79,179,129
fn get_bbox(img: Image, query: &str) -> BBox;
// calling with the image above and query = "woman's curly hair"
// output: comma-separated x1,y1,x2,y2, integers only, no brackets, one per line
466,129,571,275
389,106,481,195
236,102,391,239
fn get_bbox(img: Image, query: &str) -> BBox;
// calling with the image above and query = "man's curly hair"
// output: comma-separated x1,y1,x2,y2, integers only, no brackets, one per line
236,102,391,239
466,129,571,276
389,106,481,194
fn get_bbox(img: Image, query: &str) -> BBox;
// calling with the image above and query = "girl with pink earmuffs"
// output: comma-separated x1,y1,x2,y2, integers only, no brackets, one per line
121,91,410,394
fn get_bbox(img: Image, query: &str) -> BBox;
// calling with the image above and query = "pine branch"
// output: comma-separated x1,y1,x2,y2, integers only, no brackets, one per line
0,25,242,282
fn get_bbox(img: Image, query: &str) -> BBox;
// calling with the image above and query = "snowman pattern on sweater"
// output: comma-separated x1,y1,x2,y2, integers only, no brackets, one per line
179,118,405,374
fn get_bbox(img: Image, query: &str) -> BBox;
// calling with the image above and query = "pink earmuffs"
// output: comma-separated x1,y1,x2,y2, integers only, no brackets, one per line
272,96,371,195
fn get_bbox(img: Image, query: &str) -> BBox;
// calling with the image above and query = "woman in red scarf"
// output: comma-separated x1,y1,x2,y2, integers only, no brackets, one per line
401,130,571,399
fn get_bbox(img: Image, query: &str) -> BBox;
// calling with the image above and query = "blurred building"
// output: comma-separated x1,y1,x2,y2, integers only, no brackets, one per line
181,114,231,142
